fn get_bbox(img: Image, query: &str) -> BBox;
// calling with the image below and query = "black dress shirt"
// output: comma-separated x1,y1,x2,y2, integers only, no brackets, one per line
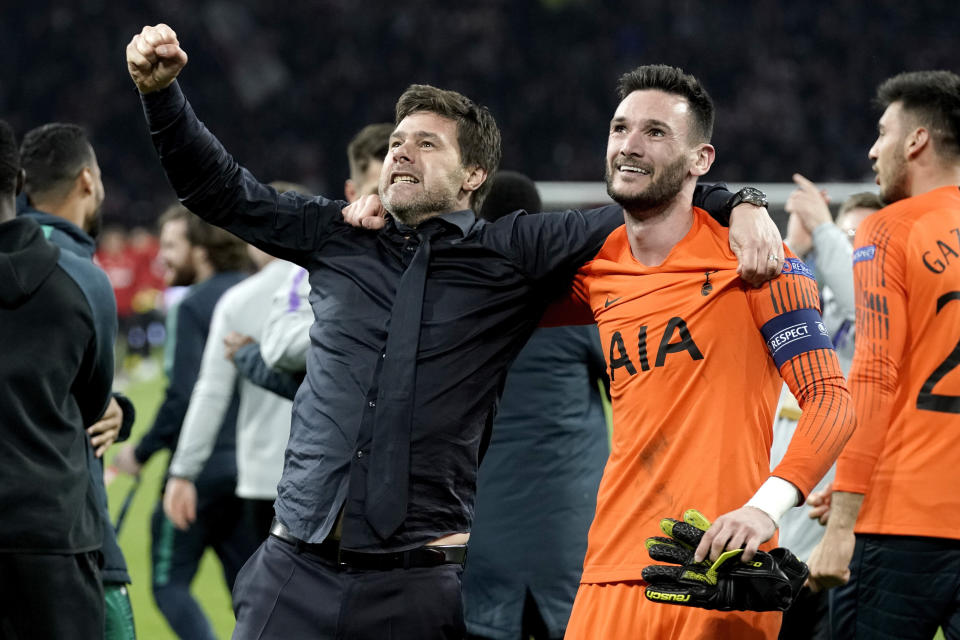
142,82,735,552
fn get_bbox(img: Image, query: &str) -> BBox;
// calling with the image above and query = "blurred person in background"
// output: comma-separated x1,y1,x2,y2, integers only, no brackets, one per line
773,181,882,640
462,171,610,640
163,241,295,541
0,120,116,639
807,70,960,639
112,205,256,640
18,122,138,639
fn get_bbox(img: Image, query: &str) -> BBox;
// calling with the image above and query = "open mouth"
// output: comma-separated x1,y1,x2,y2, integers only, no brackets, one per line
617,164,651,175
391,174,420,184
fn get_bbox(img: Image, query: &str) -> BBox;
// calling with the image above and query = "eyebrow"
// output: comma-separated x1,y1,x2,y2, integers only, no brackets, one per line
391,130,443,141
610,116,673,131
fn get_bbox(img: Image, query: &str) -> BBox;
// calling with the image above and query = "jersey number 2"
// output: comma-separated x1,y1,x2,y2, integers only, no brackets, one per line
917,291,960,413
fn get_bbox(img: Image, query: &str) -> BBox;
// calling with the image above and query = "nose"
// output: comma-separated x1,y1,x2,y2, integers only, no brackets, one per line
391,140,412,164
619,129,645,158
868,139,879,161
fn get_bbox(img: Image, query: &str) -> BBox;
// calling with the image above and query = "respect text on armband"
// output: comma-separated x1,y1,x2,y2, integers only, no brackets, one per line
761,309,834,368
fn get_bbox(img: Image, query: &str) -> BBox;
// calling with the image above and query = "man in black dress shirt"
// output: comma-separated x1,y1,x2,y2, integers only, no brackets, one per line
126,23,783,639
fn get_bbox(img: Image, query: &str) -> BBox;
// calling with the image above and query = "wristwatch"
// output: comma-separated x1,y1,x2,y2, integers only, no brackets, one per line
728,186,768,209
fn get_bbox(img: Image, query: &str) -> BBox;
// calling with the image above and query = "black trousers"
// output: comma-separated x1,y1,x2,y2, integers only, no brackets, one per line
778,586,829,640
0,551,103,640
232,535,466,639
831,533,960,640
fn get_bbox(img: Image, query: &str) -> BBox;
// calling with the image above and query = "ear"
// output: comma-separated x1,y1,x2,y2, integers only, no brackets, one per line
344,179,358,203
78,166,95,195
461,166,488,195
904,127,929,160
15,168,25,196
689,143,715,177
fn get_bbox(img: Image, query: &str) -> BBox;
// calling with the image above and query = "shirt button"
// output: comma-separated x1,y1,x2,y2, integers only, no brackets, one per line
381,352,386,359
368,400,376,408
356,450,364,458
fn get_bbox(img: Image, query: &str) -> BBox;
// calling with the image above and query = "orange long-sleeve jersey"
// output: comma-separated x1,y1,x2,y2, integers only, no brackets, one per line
834,186,960,539
545,208,855,585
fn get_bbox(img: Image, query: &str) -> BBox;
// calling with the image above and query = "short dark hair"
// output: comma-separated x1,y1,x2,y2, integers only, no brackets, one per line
479,171,542,222
617,65,714,143
19,123,96,199
347,123,393,181
395,84,502,211
876,70,960,159
158,203,251,273
839,192,885,217
0,120,18,198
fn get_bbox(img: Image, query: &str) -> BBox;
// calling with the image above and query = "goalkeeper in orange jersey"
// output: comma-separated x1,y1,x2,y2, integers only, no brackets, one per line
543,65,857,639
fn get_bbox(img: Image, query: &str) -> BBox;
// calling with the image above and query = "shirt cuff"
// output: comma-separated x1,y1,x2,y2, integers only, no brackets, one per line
140,80,187,129
745,476,801,527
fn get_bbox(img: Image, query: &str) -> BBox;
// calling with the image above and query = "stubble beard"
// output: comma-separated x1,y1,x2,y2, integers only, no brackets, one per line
606,154,689,215
167,261,198,287
382,175,464,227
878,150,909,204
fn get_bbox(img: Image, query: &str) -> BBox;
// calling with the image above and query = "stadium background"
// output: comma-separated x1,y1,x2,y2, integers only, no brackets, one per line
3,0,957,637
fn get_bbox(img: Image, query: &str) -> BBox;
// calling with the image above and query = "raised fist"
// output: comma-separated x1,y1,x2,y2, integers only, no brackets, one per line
126,23,188,94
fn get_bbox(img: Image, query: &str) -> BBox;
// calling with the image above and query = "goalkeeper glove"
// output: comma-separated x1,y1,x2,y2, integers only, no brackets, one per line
641,508,808,612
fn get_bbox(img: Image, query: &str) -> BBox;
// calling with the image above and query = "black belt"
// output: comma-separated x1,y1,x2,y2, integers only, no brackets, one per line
269,519,467,569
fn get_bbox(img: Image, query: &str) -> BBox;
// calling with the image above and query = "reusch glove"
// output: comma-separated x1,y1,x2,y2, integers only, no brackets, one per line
641,508,808,612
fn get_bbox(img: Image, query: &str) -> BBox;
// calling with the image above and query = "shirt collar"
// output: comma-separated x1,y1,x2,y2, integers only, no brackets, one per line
392,209,476,238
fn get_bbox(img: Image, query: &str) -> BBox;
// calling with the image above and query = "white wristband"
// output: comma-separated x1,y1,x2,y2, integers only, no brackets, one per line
745,477,801,528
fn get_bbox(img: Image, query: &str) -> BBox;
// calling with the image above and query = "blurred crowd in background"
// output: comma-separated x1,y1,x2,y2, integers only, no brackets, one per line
93,227,168,380
2,0,957,230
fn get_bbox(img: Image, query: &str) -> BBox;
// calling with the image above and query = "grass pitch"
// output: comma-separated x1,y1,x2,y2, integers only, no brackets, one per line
106,366,236,639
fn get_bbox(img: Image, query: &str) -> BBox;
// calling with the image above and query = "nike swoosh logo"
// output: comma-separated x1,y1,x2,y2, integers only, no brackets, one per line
604,296,622,308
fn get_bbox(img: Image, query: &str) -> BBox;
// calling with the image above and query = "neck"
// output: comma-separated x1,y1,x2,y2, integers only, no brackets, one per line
0,201,13,224
31,195,87,233
621,184,696,267
194,261,215,283
907,161,960,198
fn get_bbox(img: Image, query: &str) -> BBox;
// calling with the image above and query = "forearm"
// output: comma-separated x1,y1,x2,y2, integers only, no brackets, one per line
112,392,136,443
234,343,303,400
141,82,337,262
134,389,188,463
261,313,312,371
168,389,231,480
773,349,856,499
694,182,733,225
825,491,864,532
833,367,897,494
811,223,855,319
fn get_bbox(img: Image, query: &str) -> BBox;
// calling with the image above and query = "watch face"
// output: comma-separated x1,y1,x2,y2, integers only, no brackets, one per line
738,187,768,207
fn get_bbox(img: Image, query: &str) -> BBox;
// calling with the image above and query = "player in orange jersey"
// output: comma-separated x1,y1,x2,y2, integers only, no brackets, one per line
806,71,960,639
544,65,856,640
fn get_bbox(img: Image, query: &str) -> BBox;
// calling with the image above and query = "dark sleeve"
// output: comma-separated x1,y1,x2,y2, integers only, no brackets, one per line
495,181,736,280
583,325,611,400
489,205,623,281
140,82,347,265
112,392,136,443
233,342,304,401
58,252,117,427
693,182,735,226
134,301,206,463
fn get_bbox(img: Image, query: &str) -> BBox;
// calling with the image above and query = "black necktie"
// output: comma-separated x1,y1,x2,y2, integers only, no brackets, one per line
365,224,439,538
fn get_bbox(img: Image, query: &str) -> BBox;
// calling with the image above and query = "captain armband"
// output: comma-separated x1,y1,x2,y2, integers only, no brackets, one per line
760,308,835,368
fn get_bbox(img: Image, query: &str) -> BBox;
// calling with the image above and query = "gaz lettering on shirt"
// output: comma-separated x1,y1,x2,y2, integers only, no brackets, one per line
835,186,960,540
